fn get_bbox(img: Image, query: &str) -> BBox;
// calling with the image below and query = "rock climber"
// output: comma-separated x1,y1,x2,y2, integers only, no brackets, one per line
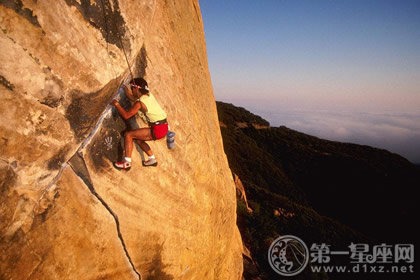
110,77,168,170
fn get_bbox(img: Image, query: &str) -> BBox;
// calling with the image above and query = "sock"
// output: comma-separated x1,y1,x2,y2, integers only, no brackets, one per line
148,154,155,160
124,157,132,162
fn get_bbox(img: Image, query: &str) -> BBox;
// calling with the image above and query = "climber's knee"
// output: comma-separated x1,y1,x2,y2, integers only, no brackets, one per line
124,130,133,140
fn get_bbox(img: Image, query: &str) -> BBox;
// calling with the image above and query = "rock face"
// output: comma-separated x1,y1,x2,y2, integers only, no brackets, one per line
0,1,243,279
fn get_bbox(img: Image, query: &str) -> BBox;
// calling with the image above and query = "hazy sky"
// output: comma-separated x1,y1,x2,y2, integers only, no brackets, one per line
200,0,420,163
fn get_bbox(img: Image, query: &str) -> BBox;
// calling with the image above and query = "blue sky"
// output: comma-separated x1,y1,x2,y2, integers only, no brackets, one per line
200,0,420,162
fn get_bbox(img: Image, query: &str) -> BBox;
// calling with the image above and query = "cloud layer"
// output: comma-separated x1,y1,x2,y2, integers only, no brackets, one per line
253,109,420,163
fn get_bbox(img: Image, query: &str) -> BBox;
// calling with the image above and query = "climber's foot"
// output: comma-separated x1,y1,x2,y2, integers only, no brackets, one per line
142,158,158,167
113,160,131,171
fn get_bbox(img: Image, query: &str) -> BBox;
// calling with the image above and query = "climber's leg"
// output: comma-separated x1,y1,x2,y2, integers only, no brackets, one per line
135,139,153,157
133,132,158,167
127,128,158,167
114,128,153,170
125,128,153,158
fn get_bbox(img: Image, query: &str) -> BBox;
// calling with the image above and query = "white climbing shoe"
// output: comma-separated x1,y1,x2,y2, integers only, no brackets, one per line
113,160,131,171
142,158,158,167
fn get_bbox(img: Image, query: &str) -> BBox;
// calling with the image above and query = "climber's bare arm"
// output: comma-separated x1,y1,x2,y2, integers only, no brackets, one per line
139,101,148,113
111,100,141,120
122,85,134,100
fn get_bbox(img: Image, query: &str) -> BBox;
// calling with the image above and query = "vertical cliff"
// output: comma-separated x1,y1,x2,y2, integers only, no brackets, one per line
0,1,243,279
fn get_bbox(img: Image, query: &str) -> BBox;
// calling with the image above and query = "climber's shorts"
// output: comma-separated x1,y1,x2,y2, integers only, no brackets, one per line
150,121,168,140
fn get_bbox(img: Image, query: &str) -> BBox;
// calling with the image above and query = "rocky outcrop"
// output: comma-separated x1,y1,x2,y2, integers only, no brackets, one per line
0,1,243,279
233,174,252,213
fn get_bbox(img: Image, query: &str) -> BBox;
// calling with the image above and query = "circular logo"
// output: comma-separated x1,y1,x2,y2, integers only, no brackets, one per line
268,235,309,276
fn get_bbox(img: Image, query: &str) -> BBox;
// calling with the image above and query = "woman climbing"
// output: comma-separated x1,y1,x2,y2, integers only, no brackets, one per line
110,77,168,170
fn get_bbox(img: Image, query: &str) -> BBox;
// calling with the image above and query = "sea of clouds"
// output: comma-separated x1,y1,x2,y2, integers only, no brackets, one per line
252,109,420,164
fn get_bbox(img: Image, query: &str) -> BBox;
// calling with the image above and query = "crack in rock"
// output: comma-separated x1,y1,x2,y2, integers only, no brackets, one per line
68,152,141,280
38,81,125,202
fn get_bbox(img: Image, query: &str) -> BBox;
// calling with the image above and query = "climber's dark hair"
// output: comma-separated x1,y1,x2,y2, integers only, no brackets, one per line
130,77,149,95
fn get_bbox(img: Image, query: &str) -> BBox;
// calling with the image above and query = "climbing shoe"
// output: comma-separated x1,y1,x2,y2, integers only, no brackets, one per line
142,158,158,167
113,160,131,171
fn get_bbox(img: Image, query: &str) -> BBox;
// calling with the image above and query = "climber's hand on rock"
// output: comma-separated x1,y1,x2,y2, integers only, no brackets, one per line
110,99,119,106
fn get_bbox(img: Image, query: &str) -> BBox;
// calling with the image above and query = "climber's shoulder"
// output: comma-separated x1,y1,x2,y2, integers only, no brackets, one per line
135,99,148,113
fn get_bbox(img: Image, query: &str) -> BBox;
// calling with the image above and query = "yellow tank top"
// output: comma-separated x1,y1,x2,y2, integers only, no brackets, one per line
138,93,167,123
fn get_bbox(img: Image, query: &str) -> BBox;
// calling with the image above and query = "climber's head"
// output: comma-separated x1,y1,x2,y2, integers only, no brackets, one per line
129,77,149,99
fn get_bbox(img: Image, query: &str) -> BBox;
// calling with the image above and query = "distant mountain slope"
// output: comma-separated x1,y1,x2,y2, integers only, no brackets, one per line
216,101,419,280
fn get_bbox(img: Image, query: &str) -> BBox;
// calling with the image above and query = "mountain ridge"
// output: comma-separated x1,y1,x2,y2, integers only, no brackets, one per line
216,101,418,280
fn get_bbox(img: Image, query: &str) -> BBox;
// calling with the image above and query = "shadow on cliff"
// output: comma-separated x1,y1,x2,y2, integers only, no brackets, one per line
63,0,128,50
135,44,148,78
145,243,174,280
65,77,120,140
